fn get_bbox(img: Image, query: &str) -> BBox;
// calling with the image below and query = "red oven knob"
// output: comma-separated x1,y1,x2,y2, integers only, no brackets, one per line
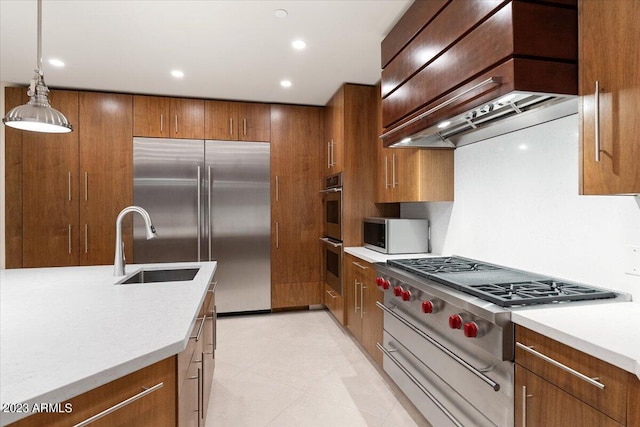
464,321,479,338
448,314,463,329
382,279,390,290
376,277,385,287
421,300,434,313
393,286,403,297
401,289,412,301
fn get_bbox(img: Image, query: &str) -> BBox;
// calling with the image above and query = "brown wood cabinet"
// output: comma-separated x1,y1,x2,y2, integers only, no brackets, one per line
4,88,131,268
515,325,631,426
205,100,270,141
324,88,345,174
270,104,324,309
79,92,133,265
133,95,204,139
323,282,344,325
344,253,383,366
579,0,640,194
9,357,176,427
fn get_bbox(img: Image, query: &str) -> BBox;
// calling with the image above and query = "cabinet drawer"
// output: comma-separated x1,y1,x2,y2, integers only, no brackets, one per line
515,326,628,424
324,282,344,325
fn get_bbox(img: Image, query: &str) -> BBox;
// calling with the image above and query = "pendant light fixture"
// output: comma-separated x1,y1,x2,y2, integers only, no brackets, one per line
2,0,72,133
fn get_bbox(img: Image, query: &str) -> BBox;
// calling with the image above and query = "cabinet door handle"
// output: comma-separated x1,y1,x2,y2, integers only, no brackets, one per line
360,283,366,319
327,142,331,169
230,118,233,136
243,118,247,136
84,224,88,254
331,140,335,167
353,262,368,270
160,113,164,133
72,382,164,427
68,172,72,201
354,279,360,313
384,156,389,189
515,342,605,389
84,172,88,201
521,385,533,427
191,316,206,342
68,224,72,255
594,80,601,162
175,114,178,134
392,154,397,188
275,221,279,249
275,176,279,202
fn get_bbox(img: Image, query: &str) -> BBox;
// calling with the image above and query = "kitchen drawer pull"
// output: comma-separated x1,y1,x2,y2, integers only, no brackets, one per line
326,290,337,299
243,118,247,136
377,343,464,427
230,118,233,136
191,316,206,342
594,80,601,162
515,342,605,390
72,382,164,427
377,301,500,391
208,280,218,293
319,237,342,248
160,113,164,133
352,262,369,270
380,76,501,139
175,114,178,134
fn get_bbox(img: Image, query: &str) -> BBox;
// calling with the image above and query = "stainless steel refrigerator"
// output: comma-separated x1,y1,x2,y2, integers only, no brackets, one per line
132,138,271,314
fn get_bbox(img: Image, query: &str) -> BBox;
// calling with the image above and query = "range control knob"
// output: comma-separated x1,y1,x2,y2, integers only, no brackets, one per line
464,321,479,338
393,286,403,297
421,300,435,314
448,314,463,329
376,277,385,288
382,279,390,290
401,289,413,302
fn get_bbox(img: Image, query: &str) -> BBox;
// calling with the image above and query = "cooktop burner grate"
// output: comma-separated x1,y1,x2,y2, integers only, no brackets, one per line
387,257,617,307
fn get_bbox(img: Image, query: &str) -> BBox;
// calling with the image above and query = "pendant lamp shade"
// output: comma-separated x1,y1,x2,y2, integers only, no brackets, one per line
2,0,73,133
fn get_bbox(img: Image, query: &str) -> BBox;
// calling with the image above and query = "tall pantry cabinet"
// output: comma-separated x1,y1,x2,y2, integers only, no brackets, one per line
270,105,324,309
4,87,133,268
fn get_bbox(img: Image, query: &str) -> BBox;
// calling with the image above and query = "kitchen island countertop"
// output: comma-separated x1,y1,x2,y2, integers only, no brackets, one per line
0,261,217,426
512,302,640,379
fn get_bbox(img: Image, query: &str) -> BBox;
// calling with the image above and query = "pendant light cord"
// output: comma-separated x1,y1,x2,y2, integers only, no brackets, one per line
37,0,43,76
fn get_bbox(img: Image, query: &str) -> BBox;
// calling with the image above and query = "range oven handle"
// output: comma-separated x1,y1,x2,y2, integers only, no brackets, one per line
376,301,500,392
377,343,464,427
319,187,342,194
319,237,342,248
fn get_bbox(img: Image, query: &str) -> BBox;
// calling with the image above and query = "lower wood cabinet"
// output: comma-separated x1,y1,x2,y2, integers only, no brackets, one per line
344,254,383,366
515,325,633,426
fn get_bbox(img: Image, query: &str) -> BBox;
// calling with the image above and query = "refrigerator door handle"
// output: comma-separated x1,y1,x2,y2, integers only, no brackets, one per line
208,165,212,261
197,166,201,262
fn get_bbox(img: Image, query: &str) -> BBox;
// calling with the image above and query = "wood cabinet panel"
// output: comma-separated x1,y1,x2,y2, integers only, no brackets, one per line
323,282,344,325
270,104,323,308
629,375,640,427
579,0,640,194
79,92,133,266
21,90,80,267
324,87,344,174
11,357,176,427
515,326,628,424
170,98,204,139
205,101,270,141
381,0,448,68
515,364,623,427
133,95,171,137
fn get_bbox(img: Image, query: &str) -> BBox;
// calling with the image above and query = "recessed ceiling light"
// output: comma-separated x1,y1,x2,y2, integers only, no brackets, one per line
171,70,184,78
274,9,288,18
48,58,65,67
280,80,292,88
437,121,451,129
292,40,307,50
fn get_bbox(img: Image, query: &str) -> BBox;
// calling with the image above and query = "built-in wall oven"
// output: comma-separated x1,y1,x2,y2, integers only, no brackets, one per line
320,173,343,295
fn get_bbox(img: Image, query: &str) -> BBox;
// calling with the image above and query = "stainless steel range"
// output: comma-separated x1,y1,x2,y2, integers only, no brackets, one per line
375,256,629,427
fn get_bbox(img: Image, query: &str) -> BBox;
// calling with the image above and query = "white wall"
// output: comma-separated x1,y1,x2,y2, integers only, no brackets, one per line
402,114,640,301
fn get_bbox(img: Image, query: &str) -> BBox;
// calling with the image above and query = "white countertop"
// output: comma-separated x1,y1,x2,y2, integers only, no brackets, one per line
0,261,217,426
344,246,443,264
512,302,640,379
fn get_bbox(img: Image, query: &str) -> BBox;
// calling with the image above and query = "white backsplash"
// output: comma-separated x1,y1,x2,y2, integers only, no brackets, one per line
402,114,640,301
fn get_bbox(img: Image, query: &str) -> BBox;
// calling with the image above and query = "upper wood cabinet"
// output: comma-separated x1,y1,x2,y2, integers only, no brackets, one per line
324,88,344,174
270,104,324,309
133,95,204,139
205,100,270,142
79,92,133,265
579,0,640,195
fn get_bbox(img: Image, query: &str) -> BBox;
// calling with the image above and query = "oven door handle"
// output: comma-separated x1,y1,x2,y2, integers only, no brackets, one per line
319,237,343,248
376,301,500,392
319,187,342,194
377,343,464,427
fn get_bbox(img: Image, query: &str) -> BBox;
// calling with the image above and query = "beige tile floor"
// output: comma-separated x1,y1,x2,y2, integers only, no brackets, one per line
206,309,431,427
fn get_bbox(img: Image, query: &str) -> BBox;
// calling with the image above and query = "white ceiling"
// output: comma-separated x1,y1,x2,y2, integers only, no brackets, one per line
0,0,412,106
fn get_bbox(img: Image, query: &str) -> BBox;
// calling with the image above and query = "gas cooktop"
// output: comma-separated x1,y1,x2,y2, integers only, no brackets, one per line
387,256,618,307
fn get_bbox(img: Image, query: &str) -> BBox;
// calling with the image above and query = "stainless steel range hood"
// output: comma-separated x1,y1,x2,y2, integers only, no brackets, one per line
386,91,578,149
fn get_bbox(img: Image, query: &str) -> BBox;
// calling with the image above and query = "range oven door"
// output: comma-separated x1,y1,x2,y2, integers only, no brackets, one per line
320,237,342,295
322,189,342,241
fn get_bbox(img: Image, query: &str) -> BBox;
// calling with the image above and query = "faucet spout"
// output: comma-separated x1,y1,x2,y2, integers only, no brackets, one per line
114,206,157,276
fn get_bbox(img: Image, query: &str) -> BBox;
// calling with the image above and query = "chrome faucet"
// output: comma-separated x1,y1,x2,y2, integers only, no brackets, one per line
114,206,157,276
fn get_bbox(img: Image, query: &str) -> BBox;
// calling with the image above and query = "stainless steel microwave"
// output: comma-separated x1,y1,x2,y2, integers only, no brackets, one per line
363,218,430,254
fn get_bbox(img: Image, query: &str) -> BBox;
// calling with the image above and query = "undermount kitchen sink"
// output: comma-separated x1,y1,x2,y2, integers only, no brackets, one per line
117,268,200,285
